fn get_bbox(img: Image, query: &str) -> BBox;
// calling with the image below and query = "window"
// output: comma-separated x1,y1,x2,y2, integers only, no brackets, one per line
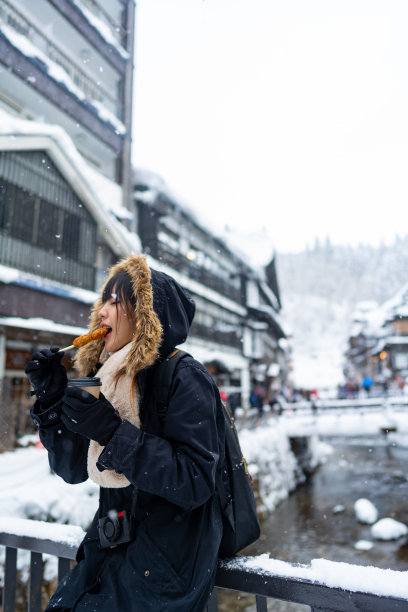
394,352,408,370
37,200,59,250
62,211,81,258
0,183,36,243
0,150,98,289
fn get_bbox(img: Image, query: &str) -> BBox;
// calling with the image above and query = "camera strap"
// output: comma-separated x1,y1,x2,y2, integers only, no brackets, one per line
130,486,138,516
98,485,139,521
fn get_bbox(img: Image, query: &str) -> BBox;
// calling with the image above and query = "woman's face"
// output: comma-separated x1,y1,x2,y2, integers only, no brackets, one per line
98,291,135,353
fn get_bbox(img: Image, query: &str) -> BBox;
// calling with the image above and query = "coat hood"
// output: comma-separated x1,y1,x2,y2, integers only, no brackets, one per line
74,255,195,377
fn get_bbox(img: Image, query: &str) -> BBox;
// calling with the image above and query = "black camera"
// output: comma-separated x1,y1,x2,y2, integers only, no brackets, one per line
98,510,135,549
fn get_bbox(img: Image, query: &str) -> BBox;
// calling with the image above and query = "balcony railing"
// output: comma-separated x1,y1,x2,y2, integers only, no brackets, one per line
73,0,125,48
0,0,121,117
190,320,243,351
1,518,408,612
0,233,95,290
155,243,243,304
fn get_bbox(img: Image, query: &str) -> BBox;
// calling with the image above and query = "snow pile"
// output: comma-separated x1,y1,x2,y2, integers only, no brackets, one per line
353,498,408,544
354,498,378,524
0,419,324,531
238,421,329,513
239,423,298,513
0,446,98,530
354,540,374,551
226,555,408,599
371,518,408,541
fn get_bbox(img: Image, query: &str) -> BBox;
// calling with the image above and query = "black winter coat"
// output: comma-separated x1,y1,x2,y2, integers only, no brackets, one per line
31,258,225,611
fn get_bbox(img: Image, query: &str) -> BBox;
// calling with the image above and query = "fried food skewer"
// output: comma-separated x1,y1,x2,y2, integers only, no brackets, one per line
58,328,109,352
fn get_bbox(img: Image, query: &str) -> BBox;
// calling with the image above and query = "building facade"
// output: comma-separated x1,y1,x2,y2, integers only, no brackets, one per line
0,0,135,211
0,1,288,450
0,0,136,449
344,286,408,394
0,114,139,450
134,168,287,410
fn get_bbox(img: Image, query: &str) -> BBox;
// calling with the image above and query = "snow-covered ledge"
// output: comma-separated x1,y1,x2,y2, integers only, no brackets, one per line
0,516,85,554
223,554,408,600
1,517,408,603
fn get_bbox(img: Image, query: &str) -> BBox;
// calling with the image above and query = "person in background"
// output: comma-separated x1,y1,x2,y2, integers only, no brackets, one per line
25,254,225,612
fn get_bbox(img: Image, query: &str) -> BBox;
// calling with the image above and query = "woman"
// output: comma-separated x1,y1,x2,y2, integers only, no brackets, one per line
25,254,225,611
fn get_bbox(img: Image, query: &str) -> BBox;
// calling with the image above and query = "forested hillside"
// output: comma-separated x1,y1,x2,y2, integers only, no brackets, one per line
276,236,408,389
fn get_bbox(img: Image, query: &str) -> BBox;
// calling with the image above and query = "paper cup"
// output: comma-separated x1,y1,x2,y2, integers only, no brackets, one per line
67,377,102,398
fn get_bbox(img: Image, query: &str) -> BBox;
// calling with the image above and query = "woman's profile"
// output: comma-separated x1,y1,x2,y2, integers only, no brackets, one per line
25,254,225,611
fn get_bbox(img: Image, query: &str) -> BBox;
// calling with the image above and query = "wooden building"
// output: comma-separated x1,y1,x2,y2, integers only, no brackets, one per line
134,168,287,410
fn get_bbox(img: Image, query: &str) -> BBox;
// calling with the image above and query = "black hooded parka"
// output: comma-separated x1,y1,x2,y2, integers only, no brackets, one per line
31,256,225,611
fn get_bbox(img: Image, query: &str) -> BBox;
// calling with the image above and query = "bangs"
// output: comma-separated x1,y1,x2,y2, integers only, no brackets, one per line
102,271,136,310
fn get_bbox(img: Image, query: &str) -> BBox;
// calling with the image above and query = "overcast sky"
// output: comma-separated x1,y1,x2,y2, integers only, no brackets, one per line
132,0,408,254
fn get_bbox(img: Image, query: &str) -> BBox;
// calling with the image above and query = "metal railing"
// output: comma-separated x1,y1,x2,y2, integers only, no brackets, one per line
73,0,125,47
277,395,408,414
1,519,408,611
155,242,243,304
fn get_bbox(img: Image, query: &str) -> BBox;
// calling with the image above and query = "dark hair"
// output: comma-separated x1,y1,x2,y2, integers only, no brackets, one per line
102,271,136,314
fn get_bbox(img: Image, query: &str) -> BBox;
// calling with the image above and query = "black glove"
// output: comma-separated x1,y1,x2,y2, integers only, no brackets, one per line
60,388,121,446
24,346,67,406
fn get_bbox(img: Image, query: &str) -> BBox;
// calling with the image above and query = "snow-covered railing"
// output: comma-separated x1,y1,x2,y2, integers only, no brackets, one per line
278,395,408,413
1,518,408,612
0,518,84,612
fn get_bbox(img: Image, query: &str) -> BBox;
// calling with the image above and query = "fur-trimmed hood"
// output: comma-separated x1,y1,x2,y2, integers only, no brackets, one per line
74,255,195,378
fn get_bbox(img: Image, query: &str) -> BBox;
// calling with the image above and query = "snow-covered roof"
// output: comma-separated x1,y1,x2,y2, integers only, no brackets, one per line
381,281,408,321
248,303,285,337
373,336,408,354
0,108,141,256
0,316,87,337
351,282,408,341
221,227,276,271
134,167,272,274
0,264,98,304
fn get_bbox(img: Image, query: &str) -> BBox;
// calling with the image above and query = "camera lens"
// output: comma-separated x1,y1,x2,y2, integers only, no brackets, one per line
103,518,118,540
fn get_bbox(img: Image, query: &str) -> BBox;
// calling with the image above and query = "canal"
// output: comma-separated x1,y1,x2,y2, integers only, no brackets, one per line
218,434,408,611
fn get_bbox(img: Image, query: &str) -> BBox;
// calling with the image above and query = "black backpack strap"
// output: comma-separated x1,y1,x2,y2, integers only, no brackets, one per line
154,349,190,425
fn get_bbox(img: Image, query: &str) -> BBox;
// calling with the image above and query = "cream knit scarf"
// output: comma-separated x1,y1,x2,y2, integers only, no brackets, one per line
87,342,140,488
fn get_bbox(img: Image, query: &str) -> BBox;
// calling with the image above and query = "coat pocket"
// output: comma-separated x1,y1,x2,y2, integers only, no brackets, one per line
126,527,188,603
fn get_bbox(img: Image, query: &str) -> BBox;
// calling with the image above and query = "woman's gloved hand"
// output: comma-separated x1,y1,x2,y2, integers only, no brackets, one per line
24,346,67,405
60,388,121,446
